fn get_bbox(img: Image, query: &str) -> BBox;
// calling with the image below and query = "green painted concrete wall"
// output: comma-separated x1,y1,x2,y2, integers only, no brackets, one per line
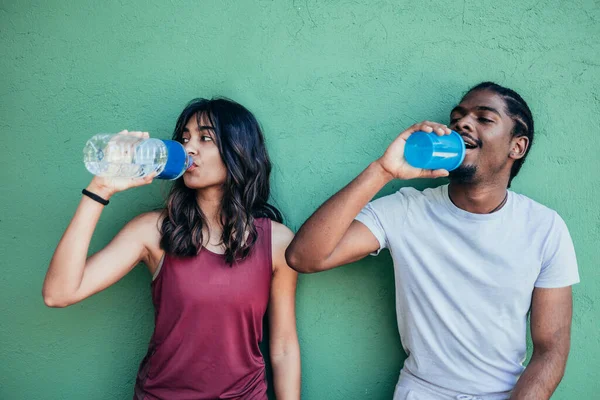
1,0,599,398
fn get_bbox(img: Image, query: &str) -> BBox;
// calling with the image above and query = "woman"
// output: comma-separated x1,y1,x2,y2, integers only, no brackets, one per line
43,98,301,400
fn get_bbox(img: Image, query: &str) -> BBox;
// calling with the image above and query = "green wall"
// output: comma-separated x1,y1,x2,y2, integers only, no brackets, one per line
1,0,599,398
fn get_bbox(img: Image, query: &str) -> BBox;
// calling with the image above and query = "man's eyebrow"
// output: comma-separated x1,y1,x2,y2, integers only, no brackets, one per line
450,105,502,117
450,106,466,115
475,106,502,117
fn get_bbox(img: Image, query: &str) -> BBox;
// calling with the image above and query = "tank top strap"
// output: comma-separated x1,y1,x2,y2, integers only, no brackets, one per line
253,217,273,272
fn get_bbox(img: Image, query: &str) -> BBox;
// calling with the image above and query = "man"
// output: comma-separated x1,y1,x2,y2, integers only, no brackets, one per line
286,82,579,399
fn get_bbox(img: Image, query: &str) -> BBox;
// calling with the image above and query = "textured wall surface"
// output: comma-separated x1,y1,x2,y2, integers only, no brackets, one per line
1,0,599,399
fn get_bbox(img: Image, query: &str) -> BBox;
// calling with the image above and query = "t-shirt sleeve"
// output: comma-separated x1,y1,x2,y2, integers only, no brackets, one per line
535,212,580,288
355,190,407,256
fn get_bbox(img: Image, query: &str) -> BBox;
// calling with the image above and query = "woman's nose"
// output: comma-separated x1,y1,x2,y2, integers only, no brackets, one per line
184,141,198,156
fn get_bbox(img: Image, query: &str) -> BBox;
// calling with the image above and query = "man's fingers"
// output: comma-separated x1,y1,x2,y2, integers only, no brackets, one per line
419,169,449,179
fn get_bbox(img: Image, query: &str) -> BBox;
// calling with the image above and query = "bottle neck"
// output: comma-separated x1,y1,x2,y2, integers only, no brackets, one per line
186,155,194,170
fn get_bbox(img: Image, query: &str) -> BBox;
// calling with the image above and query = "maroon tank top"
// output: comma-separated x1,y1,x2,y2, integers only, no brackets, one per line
134,218,272,400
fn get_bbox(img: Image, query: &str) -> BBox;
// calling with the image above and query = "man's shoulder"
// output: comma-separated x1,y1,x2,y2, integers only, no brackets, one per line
396,184,445,201
366,185,440,217
509,192,569,236
370,184,444,210
510,191,559,219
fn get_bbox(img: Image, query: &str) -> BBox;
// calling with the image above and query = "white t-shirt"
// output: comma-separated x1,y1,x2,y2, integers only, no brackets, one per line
355,184,579,395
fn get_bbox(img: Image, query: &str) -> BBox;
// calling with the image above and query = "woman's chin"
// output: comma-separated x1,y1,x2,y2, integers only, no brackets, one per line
182,176,224,191
182,175,202,189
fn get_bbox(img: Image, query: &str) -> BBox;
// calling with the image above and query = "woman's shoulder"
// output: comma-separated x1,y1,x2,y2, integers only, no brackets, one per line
130,210,165,262
267,220,294,252
125,210,165,252
129,210,165,230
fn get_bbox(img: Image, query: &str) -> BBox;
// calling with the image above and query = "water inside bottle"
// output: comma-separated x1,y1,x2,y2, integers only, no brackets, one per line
83,135,168,178
84,160,151,178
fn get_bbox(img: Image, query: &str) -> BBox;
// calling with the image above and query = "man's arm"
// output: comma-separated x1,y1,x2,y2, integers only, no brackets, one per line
510,286,573,399
285,121,451,273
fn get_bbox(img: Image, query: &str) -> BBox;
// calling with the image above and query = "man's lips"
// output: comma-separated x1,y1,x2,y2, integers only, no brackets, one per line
459,133,480,149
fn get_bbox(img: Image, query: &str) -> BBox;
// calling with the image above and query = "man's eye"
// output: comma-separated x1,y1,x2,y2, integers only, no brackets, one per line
479,117,494,124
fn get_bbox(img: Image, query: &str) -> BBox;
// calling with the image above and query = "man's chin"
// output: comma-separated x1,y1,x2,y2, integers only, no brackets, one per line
448,164,477,184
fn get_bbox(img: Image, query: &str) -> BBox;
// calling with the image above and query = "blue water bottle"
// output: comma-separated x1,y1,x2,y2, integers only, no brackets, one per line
404,130,465,171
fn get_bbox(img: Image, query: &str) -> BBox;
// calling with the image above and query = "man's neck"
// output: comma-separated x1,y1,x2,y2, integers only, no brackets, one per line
448,180,509,214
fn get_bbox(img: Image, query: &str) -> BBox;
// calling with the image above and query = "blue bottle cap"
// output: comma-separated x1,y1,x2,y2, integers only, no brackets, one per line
157,140,188,180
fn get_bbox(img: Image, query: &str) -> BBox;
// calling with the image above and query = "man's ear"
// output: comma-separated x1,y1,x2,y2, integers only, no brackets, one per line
509,135,529,160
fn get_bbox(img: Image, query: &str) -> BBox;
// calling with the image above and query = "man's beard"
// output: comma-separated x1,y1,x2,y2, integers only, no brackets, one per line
448,164,477,184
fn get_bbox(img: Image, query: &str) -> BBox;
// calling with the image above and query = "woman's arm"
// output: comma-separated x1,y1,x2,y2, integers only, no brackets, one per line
42,131,162,307
268,221,301,399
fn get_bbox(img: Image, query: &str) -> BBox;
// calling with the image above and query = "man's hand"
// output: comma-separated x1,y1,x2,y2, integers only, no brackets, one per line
376,121,452,181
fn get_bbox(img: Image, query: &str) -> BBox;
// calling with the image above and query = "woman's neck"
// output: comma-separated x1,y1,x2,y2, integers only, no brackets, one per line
196,186,224,243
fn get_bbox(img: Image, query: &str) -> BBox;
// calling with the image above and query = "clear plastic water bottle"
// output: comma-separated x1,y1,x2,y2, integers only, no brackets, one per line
83,133,193,180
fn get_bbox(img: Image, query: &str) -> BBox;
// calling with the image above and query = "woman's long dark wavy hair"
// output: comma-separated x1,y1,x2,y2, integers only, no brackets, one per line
160,98,282,264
